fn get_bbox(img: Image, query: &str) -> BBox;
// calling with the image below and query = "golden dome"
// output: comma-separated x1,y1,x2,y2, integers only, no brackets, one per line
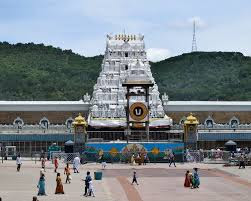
72,113,88,126
184,113,199,125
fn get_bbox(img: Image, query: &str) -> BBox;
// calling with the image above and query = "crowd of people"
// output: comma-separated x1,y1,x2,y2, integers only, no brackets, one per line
10,151,203,200
14,154,95,198
35,156,86,196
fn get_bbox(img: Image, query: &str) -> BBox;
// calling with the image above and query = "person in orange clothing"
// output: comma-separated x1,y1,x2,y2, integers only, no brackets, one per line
64,163,71,184
54,157,59,173
55,173,65,194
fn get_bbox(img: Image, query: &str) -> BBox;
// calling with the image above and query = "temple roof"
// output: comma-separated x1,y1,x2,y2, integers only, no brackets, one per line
0,101,89,111
164,101,251,112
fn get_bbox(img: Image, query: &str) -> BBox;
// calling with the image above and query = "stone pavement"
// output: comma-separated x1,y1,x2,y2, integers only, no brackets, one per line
0,160,251,201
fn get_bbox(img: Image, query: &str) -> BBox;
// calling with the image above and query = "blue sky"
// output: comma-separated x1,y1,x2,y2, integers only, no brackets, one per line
0,0,251,61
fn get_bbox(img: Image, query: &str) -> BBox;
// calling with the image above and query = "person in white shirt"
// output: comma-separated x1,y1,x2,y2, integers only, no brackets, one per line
73,156,81,173
101,161,107,169
88,180,95,197
16,154,22,172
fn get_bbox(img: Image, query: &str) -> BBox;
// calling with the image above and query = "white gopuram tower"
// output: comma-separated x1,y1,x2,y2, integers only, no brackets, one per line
88,34,172,128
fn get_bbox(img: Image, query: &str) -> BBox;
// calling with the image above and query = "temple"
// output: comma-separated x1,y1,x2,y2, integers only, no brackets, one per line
1,34,251,153
88,34,172,129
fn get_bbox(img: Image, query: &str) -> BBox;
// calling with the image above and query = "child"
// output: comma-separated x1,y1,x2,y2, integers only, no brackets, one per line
88,180,95,197
83,171,92,196
64,163,71,184
131,171,139,185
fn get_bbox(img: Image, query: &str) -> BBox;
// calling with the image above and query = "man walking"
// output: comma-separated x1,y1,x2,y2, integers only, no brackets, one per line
73,156,80,173
131,171,139,185
41,157,46,172
84,171,92,196
16,154,22,172
169,152,176,167
239,153,245,169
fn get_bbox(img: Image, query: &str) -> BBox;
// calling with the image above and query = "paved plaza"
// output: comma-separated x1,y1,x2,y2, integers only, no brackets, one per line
0,160,251,201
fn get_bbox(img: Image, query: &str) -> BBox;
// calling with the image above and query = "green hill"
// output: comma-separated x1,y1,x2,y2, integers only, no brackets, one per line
0,42,251,101
0,42,102,100
153,52,251,100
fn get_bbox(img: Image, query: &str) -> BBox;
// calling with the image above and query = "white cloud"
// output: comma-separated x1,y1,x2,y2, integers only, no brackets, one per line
147,48,171,62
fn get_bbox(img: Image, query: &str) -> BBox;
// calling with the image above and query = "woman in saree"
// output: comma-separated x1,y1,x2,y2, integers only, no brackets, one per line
192,168,200,188
184,170,191,187
55,173,65,194
37,173,46,196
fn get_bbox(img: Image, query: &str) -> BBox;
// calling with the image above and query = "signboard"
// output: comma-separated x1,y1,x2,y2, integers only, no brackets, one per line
129,102,148,122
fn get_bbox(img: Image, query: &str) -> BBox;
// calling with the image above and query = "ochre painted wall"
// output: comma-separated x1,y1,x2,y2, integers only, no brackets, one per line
0,111,89,124
0,110,251,125
166,111,251,124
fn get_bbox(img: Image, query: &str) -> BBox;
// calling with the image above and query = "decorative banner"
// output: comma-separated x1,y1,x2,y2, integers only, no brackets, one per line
129,102,148,122
151,147,160,155
121,143,147,155
109,147,118,157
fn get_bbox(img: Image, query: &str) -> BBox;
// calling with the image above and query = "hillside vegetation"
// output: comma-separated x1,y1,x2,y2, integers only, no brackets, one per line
153,52,251,100
0,42,251,101
0,42,102,100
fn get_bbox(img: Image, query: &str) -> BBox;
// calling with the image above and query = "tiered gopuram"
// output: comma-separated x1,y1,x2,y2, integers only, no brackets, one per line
88,34,172,128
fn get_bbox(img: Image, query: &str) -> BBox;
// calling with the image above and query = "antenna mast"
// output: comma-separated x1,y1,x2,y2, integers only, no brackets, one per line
191,20,197,52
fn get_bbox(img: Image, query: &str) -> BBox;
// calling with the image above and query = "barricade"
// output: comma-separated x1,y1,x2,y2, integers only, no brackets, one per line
51,152,80,164
186,150,231,164
202,150,230,164
185,151,203,163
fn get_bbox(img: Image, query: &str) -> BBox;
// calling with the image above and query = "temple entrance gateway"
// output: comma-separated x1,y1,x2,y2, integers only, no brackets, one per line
123,77,153,142
88,34,172,140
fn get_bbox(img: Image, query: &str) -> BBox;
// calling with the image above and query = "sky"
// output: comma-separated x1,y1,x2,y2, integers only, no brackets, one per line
0,0,251,62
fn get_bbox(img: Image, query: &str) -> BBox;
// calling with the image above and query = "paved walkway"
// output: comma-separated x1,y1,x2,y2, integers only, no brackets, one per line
0,161,251,201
